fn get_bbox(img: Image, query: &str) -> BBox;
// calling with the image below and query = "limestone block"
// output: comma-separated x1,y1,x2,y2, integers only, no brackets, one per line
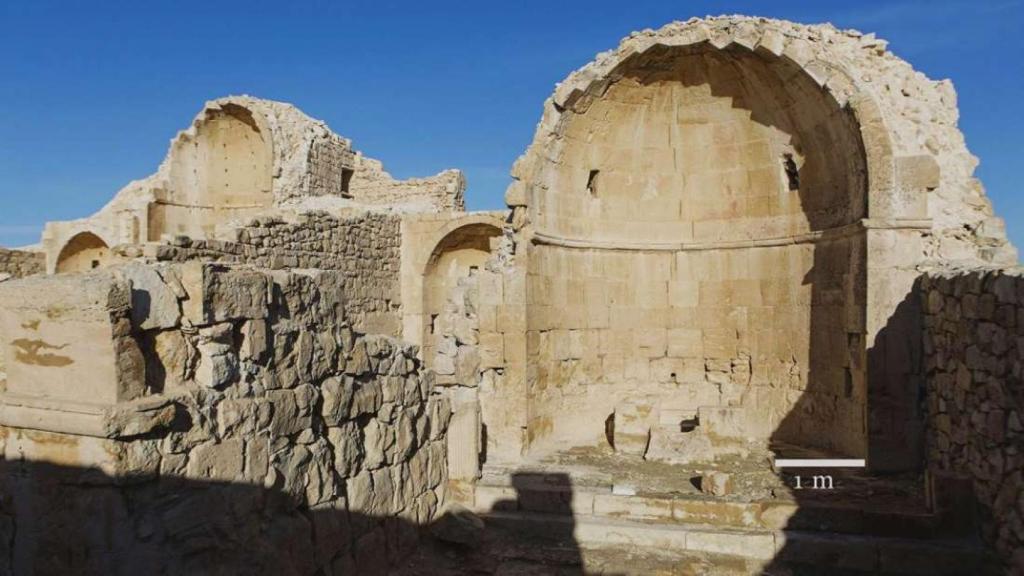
478,332,504,369
703,327,738,359
645,428,717,464
700,406,771,440
636,328,668,358
181,263,269,325
244,437,270,482
701,471,733,496
447,398,481,481
321,376,355,426
896,155,940,191
650,357,685,383
614,398,657,456
186,439,244,482
455,346,481,385
303,440,339,506
268,389,313,437
505,181,527,207
121,265,181,331
328,422,363,477
195,341,238,389
666,327,702,358
350,381,383,417
271,443,313,502
216,398,257,437
103,396,177,438
0,272,146,415
237,319,267,363
151,329,191,388
363,418,395,469
347,340,371,376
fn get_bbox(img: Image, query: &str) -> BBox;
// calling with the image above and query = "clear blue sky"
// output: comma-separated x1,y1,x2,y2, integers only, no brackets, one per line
1,1,1021,251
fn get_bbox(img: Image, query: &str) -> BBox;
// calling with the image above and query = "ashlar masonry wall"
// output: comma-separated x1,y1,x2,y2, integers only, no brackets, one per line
519,38,868,457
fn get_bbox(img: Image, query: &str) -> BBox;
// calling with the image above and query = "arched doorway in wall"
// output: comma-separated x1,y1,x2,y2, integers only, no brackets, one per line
149,103,274,240
55,232,111,274
422,223,503,375
524,42,871,460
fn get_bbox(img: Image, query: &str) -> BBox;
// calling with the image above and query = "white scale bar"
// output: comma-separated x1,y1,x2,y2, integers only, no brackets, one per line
775,459,866,468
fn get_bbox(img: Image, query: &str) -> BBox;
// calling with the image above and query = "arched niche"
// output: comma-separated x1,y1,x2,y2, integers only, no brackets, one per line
55,232,111,274
422,223,503,366
534,43,867,243
150,103,274,239
524,42,870,458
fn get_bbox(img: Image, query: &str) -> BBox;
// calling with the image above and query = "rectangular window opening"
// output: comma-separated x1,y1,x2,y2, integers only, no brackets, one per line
340,168,354,197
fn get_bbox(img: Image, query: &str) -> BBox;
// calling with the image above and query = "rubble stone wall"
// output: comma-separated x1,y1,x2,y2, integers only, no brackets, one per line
921,268,1024,568
0,263,451,575
0,247,44,279
41,96,465,273
350,155,465,213
136,211,403,336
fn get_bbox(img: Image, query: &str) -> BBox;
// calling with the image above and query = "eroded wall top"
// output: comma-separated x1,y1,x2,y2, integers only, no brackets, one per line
40,96,466,273
506,16,1017,266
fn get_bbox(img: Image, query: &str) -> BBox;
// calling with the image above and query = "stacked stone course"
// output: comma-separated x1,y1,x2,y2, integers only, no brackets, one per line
0,263,451,574
0,247,44,280
122,211,403,335
922,268,1024,570
350,155,465,212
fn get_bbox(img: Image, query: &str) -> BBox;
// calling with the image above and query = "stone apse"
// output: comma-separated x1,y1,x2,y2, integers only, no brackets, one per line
0,16,1020,574
494,21,1014,473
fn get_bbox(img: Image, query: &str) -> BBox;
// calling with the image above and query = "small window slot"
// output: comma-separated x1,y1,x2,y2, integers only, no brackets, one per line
782,154,799,191
340,168,354,197
586,169,600,197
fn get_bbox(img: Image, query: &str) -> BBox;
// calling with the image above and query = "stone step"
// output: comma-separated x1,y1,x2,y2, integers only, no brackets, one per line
482,511,996,576
472,480,968,540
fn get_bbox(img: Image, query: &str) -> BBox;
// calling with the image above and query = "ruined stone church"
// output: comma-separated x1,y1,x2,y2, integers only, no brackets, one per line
0,16,1020,575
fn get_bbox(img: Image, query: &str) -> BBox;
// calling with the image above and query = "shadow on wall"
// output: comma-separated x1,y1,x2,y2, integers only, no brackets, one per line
0,457,417,576
863,285,924,472
0,461,588,576
763,280,998,574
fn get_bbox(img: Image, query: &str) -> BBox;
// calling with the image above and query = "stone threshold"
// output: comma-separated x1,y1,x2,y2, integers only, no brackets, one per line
482,511,994,575
472,479,964,540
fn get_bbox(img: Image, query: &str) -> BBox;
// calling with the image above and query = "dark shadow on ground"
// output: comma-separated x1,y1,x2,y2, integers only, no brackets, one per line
398,472,588,575
764,281,996,574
